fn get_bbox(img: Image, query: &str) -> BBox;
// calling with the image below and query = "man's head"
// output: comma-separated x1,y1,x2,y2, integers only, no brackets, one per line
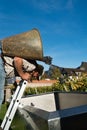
30,63,44,81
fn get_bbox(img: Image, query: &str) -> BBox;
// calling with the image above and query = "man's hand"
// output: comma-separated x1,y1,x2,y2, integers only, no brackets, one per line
20,72,32,82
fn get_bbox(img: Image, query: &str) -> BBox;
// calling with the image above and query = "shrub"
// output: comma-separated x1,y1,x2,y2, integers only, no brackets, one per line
9,74,87,96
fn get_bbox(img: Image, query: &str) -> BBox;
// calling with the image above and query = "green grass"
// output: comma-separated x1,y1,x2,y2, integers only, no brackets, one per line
0,104,7,121
0,104,26,130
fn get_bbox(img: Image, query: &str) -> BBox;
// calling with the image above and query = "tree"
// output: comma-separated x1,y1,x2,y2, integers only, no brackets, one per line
50,67,61,79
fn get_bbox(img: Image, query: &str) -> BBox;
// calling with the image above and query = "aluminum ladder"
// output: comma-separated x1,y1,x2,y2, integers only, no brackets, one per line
1,80,27,130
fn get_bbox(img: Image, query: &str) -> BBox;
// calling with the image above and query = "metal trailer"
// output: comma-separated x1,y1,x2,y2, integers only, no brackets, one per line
18,92,87,130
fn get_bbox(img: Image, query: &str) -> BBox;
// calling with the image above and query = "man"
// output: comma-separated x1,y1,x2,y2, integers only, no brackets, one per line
4,56,52,83
4,56,43,83
3,56,44,96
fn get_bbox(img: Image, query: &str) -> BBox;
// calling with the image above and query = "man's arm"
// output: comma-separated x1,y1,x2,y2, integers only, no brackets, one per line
13,57,31,81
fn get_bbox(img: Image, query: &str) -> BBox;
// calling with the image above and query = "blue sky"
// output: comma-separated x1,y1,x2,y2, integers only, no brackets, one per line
0,0,87,70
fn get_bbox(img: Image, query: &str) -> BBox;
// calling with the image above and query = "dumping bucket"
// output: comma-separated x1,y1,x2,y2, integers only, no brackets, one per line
1,29,43,60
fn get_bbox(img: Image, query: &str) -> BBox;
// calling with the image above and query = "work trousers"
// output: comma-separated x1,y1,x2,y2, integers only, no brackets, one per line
0,42,6,107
